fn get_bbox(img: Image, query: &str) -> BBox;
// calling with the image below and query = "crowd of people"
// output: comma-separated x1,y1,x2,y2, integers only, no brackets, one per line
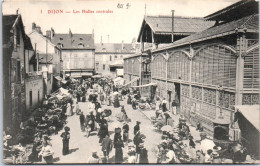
3,76,255,164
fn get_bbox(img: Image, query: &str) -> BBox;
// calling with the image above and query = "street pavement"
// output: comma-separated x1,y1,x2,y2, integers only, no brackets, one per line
49,97,162,164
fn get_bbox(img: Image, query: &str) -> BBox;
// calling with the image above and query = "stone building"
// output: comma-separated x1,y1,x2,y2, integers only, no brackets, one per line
51,29,95,78
28,23,62,94
2,14,27,130
95,40,138,78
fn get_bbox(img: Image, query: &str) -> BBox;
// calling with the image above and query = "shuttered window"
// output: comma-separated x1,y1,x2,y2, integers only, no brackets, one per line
244,48,259,88
192,45,236,88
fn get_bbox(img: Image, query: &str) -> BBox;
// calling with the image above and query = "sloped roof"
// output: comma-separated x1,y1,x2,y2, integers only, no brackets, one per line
204,0,258,22
2,15,27,46
24,34,34,50
2,15,17,45
95,43,136,53
51,33,95,49
154,14,259,52
30,53,53,64
137,15,215,41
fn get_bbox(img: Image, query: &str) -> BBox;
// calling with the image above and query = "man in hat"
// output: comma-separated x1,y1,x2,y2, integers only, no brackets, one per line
79,112,85,132
133,131,143,162
60,127,70,155
87,152,100,163
101,134,113,162
162,97,168,112
123,121,129,144
89,111,96,131
134,121,140,135
139,143,148,163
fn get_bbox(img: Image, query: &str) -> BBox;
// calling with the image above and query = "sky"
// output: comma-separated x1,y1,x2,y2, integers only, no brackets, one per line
2,0,240,44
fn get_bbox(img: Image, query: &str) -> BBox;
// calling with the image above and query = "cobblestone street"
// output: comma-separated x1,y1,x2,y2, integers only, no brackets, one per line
49,98,162,164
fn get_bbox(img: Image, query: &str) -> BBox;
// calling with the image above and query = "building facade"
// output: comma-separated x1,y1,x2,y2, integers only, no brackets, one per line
28,23,62,93
150,0,259,139
124,15,214,96
2,14,27,130
51,30,95,78
25,72,44,111
95,41,138,78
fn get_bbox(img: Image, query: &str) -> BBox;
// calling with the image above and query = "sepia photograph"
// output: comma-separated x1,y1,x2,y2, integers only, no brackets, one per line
2,0,260,164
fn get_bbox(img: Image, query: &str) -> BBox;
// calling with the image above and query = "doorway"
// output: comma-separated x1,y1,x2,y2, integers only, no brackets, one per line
174,83,180,114
167,90,172,110
214,124,229,140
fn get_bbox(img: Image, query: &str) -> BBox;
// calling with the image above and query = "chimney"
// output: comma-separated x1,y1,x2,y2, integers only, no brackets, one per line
121,40,124,50
107,35,109,43
171,10,175,43
101,36,103,44
132,38,136,49
32,22,36,30
51,27,55,37
36,26,42,34
46,30,51,40
69,28,73,38
92,29,94,39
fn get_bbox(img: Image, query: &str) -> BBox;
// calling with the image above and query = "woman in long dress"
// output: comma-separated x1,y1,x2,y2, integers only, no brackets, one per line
66,103,72,116
114,133,124,163
60,127,70,155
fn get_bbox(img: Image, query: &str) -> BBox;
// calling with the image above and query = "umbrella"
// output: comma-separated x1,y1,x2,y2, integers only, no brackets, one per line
161,125,173,132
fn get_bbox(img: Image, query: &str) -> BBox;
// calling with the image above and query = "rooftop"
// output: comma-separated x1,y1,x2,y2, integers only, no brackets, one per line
51,33,95,49
204,0,258,22
154,14,259,52
95,43,137,53
137,15,215,42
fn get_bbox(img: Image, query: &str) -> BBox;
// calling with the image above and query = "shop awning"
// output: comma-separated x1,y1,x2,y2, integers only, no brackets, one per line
92,75,102,78
81,72,93,76
54,76,62,81
131,83,157,88
235,105,260,132
123,77,140,87
70,75,82,78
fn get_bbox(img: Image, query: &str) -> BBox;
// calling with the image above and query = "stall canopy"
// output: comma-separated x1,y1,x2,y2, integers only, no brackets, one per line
92,75,102,78
81,72,93,76
59,87,70,96
131,83,157,88
54,76,62,81
235,105,260,132
61,79,68,84
124,77,140,87
113,77,125,85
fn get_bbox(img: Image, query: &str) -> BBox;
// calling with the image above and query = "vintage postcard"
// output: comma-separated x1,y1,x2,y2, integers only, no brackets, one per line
2,0,259,164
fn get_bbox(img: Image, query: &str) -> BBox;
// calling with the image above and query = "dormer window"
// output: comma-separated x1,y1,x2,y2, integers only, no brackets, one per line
57,43,63,48
78,43,84,48
60,38,63,40
80,38,83,41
